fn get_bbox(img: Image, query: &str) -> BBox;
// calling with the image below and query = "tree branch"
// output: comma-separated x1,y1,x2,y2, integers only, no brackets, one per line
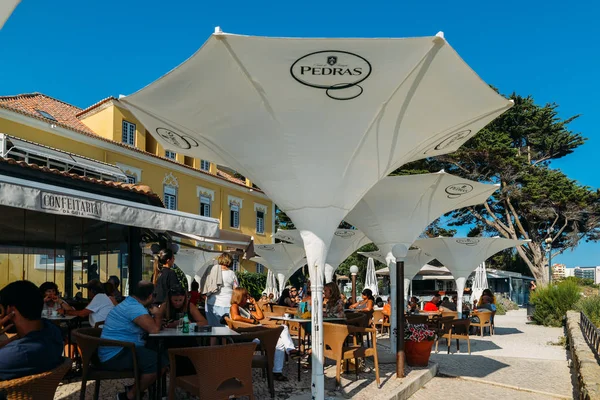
506,196,530,240
483,202,513,236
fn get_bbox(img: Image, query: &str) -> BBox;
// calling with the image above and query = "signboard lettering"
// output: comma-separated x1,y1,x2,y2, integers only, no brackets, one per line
41,192,101,218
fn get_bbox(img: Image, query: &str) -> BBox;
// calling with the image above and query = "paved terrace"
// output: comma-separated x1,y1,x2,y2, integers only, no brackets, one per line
413,308,576,399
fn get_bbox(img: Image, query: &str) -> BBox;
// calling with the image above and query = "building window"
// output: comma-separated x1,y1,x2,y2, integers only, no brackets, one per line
164,186,177,210
200,195,211,217
232,255,240,272
256,210,265,234
126,175,137,184
256,263,265,274
200,160,210,171
122,121,136,146
230,204,240,229
165,150,176,160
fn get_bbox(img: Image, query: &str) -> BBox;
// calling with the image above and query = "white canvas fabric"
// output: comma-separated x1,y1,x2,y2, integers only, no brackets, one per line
252,243,307,292
172,247,218,287
364,258,379,296
413,237,530,316
471,262,489,305
0,0,19,29
264,269,279,298
274,229,371,283
346,171,498,351
120,31,513,399
0,173,220,238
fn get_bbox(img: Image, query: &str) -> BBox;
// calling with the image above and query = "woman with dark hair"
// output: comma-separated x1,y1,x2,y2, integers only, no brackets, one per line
349,288,375,312
162,286,207,328
323,282,345,318
39,282,72,315
277,288,294,307
230,287,298,381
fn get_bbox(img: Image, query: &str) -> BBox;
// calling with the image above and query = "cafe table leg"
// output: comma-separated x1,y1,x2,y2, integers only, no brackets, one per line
154,338,164,400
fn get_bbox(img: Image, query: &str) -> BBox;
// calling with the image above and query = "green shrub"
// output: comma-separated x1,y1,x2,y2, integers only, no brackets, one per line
497,297,519,314
236,271,267,300
496,302,507,315
530,280,581,327
576,296,600,327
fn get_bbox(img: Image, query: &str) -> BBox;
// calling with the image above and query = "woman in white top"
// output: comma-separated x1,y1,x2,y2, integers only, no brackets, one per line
205,253,238,326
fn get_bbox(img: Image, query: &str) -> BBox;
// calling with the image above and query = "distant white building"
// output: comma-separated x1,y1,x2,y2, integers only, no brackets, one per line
564,267,576,278
572,266,600,284
552,263,566,280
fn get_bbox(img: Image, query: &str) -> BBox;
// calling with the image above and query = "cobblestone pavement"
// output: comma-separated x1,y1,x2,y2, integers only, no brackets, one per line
411,309,575,399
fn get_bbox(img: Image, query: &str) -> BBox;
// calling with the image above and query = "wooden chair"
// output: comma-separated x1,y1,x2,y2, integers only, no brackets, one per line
271,305,290,315
73,327,142,400
406,315,429,325
434,316,457,354
441,310,458,319
234,326,285,398
323,322,380,389
448,319,471,354
372,310,389,335
168,342,256,400
0,358,71,400
471,311,493,337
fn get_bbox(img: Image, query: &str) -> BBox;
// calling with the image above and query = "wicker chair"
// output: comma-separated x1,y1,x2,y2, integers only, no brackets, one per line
73,327,142,400
323,322,380,388
447,319,471,354
405,315,429,325
434,316,457,354
471,311,493,337
0,358,71,400
168,342,257,400
234,325,285,398
270,305,289,315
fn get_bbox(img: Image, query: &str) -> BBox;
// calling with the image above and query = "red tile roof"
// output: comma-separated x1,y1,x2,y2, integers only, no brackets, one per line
0,156,163,205
0,93,262,193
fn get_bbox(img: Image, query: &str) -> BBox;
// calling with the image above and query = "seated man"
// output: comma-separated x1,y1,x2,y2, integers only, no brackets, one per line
0,280,64,380
423,294,441,312
99,281,166,400
60,279,115,327
439,296,457,311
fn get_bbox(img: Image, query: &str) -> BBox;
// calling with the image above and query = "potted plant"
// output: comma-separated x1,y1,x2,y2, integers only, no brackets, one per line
404,323,436,366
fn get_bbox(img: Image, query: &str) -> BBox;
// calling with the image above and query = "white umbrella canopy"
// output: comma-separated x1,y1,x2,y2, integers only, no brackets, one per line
274,229,371,283
0,0,20,29
252,243,307,293
347,172,499,351
364,257,379,297
171,247,218,289
413,237,530,316
120,30,512,398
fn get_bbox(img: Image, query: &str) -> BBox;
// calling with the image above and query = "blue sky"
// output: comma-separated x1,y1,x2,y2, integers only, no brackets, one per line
1,0,598,267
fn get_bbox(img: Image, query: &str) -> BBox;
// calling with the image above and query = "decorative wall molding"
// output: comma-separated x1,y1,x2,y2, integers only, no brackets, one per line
254,202,268,213
228,195,243,208
196,186,215,201
163,172,179,187
116,162,143,181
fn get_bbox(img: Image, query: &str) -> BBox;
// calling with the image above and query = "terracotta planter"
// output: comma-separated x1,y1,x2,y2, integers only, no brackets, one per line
405,340,434,367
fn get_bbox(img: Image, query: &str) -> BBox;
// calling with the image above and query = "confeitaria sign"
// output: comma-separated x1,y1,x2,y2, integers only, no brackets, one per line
40,192,101,218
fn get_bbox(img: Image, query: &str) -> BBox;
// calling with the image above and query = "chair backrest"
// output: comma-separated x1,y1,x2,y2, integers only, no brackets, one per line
172,342,256,399
229,319,259,330
323,322,351,359
73,328,103,368
475,311,493,326
236,326,284,368
372,310,384,325
406,315,429,324
271,305,288,315
441,310,458,319
450,319,471,338
0,358,71,400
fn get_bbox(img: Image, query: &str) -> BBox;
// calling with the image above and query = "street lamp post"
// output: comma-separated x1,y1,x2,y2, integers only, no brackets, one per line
545,237,552,284
350,265,358,304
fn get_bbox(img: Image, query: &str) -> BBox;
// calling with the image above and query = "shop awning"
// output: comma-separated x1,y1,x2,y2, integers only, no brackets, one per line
0,173,220,237
170,230,254,257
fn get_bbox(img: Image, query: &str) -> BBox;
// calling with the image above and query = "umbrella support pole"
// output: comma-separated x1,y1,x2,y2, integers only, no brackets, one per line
396,259,405,378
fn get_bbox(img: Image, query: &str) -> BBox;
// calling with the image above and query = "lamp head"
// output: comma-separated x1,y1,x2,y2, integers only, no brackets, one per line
350,265,359,275
392,243,409,259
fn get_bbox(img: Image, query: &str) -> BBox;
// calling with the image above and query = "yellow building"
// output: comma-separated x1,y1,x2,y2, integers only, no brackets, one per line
0,93,274,290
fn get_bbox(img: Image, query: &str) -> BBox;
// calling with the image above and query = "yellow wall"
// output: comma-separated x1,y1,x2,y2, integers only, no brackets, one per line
0,102,274,274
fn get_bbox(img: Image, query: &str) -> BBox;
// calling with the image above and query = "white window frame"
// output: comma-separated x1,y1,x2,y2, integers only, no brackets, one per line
122,120,136,146
256,210,265,234
200,160,210,172
164,185,177,210
230,204,240,229
165,150,177,160
200,195,211,217
256,263,265,274
126,175,137,184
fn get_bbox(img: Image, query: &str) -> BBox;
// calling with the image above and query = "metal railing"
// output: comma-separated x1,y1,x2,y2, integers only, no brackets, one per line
580,311,600,356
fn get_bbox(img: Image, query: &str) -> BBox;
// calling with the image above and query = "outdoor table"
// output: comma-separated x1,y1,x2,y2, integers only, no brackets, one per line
43,315,79,358
269,316,345,381
147,326,240,399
